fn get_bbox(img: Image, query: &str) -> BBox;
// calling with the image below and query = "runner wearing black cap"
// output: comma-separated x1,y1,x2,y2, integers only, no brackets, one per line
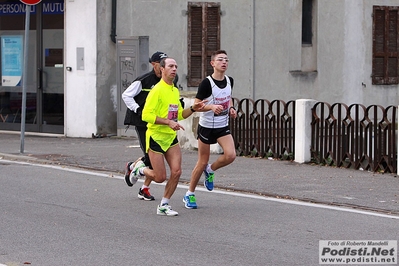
122,51,168,201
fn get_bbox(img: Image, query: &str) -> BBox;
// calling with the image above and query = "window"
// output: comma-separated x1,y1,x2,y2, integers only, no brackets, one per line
187,2,220,87
302,0,313,45
300,0,317,72
372,6,399,85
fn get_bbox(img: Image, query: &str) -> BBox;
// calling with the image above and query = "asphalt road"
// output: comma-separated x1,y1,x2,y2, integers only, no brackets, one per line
1,160,398,266
1,133,398,216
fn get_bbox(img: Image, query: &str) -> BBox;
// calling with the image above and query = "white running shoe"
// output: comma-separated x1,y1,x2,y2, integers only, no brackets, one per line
129,158,145,186
157,204,178,216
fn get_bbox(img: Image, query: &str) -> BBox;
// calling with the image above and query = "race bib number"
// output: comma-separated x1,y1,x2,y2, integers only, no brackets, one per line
168,104,178,122
214,97,230,117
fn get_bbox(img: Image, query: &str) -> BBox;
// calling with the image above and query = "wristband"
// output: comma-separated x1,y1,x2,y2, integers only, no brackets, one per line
190,106,196,112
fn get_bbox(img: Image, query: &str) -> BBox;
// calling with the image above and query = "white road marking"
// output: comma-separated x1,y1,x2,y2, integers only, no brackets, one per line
2,159,399,220
127,145,140,148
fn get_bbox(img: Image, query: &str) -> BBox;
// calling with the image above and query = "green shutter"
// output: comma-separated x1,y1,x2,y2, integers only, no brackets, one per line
372,6,399,85
188,2,220,87
188,5,203,85
205,5,220,76
387,9,398,84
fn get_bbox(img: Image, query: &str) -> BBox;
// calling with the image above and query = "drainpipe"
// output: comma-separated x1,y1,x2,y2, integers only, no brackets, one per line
110,0,117,43
252,0,256,100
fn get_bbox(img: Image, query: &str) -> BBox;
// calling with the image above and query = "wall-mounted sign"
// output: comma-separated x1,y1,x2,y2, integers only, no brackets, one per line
1,35,23,87
0,1,63,15
20,0,42,5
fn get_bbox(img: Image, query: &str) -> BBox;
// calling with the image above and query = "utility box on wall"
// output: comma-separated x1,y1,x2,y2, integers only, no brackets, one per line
116,36,149,137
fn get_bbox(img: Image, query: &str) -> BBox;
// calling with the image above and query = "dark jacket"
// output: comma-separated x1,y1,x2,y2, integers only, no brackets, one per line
124,70,160,127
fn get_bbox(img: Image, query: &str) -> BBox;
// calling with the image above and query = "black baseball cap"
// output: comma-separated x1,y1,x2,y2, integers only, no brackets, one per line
149,51,168,63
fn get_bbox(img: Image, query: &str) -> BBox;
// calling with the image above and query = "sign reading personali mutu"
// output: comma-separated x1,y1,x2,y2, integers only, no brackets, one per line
20,0,42,5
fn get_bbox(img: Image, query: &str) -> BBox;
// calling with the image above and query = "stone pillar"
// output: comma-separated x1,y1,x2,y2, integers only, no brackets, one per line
295,99,317,163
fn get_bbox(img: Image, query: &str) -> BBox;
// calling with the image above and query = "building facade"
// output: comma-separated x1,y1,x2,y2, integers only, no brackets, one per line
0,0,398,137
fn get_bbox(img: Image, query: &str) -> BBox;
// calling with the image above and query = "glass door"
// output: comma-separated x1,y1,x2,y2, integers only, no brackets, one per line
0,0,64,134
40,0,64,133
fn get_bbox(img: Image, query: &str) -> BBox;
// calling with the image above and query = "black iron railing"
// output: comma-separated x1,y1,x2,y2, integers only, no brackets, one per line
229,98,397,173
231,98,295,160
311,102,397,173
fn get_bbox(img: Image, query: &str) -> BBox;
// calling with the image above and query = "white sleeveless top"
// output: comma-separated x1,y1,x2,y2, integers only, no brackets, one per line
199,75,232,128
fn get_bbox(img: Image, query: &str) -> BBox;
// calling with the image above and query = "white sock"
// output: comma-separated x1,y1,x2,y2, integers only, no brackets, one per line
139,167,145,176
186,191,195,196
206,164,214,173
161,197,169,206
142,185,149,189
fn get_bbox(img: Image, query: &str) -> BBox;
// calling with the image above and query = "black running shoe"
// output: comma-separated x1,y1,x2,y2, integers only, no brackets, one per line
138,188,155,201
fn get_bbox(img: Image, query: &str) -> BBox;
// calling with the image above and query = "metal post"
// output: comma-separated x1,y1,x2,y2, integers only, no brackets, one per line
20,5,31,153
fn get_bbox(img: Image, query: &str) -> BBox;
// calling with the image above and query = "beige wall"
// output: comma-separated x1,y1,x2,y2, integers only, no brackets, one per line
64,0,399,136
114,0,398,106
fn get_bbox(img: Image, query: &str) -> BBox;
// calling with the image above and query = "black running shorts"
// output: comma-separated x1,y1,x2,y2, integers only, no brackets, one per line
149,136,178,154
197,125,231,145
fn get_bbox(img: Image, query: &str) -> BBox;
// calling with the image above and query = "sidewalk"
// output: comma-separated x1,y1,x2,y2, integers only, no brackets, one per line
0,132,398,216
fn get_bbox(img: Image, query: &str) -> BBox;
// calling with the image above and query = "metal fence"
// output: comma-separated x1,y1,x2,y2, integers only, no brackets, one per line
230,98,295,159
229,98,398,173
311,102,397,173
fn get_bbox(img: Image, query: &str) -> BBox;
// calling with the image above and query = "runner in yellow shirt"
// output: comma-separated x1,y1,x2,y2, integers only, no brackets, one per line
129,57,205,216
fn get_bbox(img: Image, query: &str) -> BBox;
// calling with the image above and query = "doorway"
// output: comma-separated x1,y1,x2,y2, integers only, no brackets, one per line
0,0,64,134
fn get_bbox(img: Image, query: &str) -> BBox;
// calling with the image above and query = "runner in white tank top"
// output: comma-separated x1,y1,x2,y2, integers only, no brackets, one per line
184,50,237,209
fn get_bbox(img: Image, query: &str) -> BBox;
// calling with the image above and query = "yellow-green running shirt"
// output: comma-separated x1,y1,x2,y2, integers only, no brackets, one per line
142,79,184,152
